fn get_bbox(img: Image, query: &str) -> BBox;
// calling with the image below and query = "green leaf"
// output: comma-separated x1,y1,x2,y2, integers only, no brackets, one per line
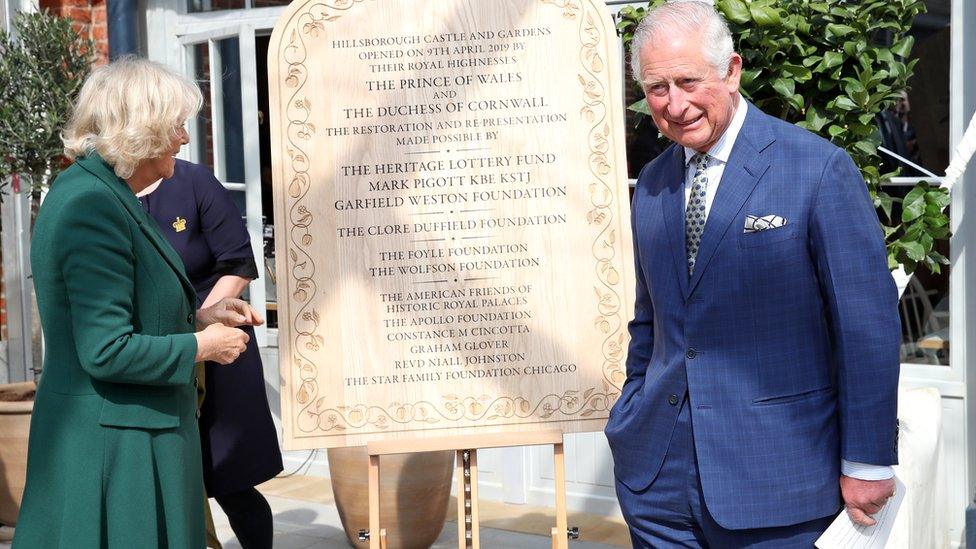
805,107,830,132
786,93,805,112
877,192,894,221
853,139,877,156
628,98,650,116
924,204,943,218
829,6,852,17
925,188,951,209
826,24,857,39
834,96,858,111
717,0,751,24
901,240,926,262
887,253,900,271
803,55,823,68
876,48,895,64
740,68,762,87
772,78,795,98
782,63,813,81
891,36,915,58
902,186,927,222
842,77,866,95
749,5,782,27
821,51,845,69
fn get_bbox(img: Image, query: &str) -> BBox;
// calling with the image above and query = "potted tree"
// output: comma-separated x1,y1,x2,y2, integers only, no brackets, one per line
0,10,94,528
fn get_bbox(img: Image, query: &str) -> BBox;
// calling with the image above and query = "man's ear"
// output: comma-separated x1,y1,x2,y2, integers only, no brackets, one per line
725,53,743,93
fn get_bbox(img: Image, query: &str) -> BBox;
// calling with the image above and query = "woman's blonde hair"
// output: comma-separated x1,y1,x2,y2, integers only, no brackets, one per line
63,56,203,180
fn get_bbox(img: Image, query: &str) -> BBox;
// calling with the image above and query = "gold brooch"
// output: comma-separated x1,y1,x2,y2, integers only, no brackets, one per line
172,217,187,232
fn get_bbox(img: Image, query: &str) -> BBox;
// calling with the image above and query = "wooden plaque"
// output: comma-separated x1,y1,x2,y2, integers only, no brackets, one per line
269,0,633,450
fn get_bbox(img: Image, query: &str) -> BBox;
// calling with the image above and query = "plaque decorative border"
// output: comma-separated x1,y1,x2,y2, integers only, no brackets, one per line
277,0,626,436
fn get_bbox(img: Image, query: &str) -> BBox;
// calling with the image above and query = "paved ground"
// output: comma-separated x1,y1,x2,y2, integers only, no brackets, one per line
211,494,618,548
0,496,618,548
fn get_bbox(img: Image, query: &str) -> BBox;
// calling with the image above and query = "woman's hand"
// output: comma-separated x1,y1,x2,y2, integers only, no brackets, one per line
194,323,249,364
196,297,264,329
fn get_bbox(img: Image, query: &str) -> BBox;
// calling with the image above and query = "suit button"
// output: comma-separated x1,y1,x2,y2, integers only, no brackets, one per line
193,376,199,388
686,349,697,359
187,313,194,324
668,394,679,406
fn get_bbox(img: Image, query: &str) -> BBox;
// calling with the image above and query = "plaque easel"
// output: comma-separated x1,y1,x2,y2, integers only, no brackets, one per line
359,430,579,549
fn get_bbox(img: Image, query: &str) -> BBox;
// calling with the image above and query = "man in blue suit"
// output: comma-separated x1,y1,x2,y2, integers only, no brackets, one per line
604,2,900,546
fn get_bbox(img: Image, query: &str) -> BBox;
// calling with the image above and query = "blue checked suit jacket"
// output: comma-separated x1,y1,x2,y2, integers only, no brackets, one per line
604,102,900,530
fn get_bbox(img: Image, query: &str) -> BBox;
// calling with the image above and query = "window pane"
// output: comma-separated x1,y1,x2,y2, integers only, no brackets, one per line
893,0,951,366
187,0,245,12
191,42,214,168
878,0,950,176
191,38,246,184
219,37,246,183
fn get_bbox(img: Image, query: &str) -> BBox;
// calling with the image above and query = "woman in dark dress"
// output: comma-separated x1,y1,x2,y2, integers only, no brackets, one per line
137,160,283,548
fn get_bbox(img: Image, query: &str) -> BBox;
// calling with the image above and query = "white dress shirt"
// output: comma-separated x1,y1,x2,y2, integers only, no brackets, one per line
680,95,894,482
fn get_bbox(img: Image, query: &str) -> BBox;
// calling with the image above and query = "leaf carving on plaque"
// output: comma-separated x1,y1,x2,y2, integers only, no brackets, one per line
303,21,325,37
348,409,363,424
540,0,580,19
586,206,607,225
296,381,311,404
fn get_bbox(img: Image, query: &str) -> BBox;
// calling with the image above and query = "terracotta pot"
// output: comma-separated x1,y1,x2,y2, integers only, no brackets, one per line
0,382,35,527
328,447,454,549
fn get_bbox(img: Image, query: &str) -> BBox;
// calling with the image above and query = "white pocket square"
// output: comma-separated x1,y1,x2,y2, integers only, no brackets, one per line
744,214,788,233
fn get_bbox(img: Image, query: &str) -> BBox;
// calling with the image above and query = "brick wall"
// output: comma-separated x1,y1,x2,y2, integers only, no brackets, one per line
39,0,108,64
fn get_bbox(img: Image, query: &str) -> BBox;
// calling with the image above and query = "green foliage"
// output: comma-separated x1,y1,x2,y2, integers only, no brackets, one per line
617,0,947,275
0,11,95,192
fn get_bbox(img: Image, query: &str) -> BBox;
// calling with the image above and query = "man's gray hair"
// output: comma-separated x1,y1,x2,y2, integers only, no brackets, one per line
630,1,735,83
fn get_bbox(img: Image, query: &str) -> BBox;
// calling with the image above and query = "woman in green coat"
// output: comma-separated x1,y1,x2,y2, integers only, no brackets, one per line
13,57,258,549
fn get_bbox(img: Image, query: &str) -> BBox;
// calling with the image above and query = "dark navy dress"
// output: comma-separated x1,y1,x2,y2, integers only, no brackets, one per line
140,159,283,497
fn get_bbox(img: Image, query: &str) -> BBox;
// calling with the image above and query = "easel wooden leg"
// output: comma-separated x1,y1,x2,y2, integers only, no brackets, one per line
456,449,466,548
455,450,481,549
554,442,568,549
369,454,381,549
456,449,481,548
364,431,569,549
469,450,480,549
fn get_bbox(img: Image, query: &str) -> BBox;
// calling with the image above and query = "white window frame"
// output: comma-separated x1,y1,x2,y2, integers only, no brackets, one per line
146,0,281,346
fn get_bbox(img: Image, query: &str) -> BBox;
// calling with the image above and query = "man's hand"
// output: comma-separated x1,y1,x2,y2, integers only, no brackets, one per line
840,475,896,526
196,297,265,329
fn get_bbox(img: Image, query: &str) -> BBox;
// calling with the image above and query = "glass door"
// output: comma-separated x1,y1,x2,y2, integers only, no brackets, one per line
178,24,268,346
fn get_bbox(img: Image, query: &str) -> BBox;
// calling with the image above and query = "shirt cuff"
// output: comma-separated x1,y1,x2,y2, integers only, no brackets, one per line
841,460,895,481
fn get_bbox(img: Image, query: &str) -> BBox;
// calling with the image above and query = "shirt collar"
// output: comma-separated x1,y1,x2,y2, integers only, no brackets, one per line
683,95,748,166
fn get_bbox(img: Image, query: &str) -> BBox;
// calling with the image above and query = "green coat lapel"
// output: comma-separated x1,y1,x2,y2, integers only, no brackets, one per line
75,154,198,306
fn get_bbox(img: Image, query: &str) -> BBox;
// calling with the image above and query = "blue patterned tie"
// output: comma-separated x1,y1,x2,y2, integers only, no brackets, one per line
685,153,710,275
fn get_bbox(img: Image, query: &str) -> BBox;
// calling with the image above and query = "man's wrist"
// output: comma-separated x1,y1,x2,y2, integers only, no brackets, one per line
841,460,894,481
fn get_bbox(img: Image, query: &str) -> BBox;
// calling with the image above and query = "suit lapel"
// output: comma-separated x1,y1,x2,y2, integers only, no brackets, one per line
687,105,774,296
76,155,197,305
659,145,691,300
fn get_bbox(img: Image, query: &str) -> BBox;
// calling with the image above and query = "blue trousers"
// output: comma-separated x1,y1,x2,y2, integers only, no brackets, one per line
615,394,836,548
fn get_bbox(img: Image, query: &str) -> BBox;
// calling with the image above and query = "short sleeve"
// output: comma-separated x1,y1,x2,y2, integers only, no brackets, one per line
195,168,259,280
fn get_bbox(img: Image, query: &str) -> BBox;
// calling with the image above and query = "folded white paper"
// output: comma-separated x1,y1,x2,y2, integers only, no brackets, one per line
816,477,906,549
